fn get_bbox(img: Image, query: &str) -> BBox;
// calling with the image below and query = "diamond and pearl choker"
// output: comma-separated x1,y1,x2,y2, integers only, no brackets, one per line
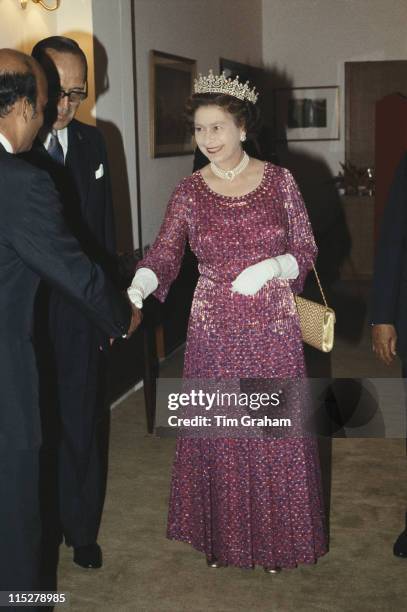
210,151,250,181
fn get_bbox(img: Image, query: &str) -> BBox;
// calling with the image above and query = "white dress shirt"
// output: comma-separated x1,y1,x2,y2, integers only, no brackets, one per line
43,126,69,161
0,132,14,154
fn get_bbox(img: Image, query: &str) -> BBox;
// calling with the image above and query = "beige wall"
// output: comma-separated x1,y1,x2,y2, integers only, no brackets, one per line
0,0,95,123
91,0,137,251
135,0,263,246
262,0,407,174
0,0,57,51
56,0,95,125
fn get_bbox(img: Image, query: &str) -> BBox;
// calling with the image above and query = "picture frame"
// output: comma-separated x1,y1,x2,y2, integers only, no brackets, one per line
274,86,340,141
150,50,197,157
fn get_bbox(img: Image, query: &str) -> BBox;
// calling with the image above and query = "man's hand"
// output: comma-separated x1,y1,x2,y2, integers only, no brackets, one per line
127,303,143,336
372,324,397,365
110,303,143,346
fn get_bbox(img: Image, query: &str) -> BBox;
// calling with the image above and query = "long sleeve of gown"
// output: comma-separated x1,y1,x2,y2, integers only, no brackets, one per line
281,168,317,294
137,179,190,302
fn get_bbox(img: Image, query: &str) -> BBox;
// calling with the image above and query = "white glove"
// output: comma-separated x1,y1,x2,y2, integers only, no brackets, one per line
231,254,299,296
127,267,158,308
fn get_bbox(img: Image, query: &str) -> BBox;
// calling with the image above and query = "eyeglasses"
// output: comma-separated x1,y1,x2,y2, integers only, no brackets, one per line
57,87,88,104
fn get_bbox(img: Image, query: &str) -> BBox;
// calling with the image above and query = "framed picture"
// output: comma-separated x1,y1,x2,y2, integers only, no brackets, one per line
150,50,196,157
274,86,339,141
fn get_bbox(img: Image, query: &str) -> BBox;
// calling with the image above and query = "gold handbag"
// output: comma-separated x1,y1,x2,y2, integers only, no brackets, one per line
294,265,335,352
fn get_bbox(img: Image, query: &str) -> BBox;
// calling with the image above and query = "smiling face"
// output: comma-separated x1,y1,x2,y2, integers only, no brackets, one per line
193,105,245,169
44,49,87,130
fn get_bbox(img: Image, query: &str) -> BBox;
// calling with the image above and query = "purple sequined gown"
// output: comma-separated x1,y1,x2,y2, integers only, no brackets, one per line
140,163,328,568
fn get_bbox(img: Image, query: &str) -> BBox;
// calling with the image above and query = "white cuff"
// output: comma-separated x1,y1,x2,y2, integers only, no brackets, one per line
270,254,299,280
127,267,158,308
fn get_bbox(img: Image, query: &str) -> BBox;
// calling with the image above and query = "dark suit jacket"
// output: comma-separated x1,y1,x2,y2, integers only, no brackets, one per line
26,120,118,348
0,143,130,451
371,152,407,359
63,119,116,266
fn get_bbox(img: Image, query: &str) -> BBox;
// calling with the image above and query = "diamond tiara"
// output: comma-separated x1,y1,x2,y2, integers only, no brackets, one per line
194,69,258,104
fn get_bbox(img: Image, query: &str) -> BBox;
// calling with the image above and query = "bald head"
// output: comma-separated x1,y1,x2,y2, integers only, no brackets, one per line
0,48,47,152
0,48,35,72
0,49,46,81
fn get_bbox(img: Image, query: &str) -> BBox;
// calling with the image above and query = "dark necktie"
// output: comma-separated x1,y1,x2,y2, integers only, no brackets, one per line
48,131,64,165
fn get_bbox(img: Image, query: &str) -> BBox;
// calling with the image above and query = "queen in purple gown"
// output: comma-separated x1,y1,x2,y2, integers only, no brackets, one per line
128,71,328,571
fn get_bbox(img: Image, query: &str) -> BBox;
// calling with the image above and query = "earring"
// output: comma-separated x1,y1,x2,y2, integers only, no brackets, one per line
240,133,246,142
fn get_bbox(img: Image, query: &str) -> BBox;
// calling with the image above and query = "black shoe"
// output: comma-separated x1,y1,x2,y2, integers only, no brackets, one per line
394,531,407,557
73,543,103,569
393,513,407,558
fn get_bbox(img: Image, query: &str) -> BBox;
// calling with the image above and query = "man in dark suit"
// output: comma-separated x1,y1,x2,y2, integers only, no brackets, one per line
371,152,407,558
0,49,140,595
26,37,120,571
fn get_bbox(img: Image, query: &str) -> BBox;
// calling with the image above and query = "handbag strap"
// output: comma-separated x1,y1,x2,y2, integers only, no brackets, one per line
311,264,329,308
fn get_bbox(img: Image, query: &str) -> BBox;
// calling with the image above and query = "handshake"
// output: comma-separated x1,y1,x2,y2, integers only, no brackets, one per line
127,302,143,336
123,268,158,337
109,298,143,347
110,268,157,345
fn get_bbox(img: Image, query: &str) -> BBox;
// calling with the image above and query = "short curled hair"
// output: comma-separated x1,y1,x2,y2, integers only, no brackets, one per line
0,65,37,118
185,92,261,140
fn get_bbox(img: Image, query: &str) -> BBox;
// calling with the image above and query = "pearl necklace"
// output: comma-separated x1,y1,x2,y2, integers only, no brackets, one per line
210,151,250,181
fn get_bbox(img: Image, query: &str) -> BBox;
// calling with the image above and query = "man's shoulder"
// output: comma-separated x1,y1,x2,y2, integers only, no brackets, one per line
0,150,48,183
69,119,104,146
